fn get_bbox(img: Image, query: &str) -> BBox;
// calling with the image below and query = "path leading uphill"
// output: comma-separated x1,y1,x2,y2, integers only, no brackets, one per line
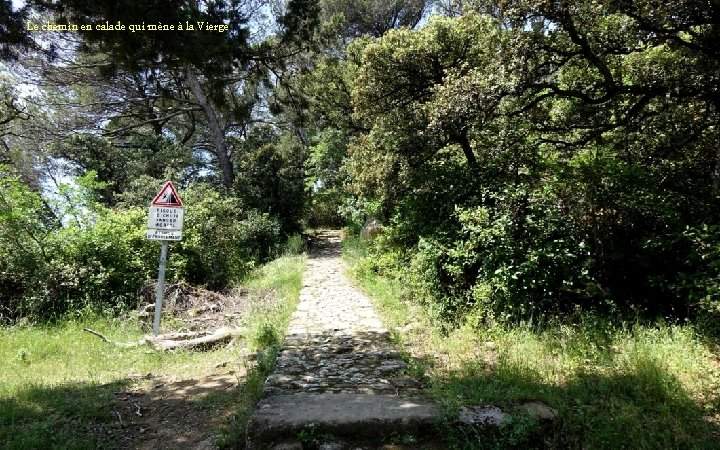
246,231,441,449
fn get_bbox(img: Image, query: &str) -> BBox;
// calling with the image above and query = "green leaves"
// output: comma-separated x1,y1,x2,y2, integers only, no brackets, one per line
0,173,286,322
343,3,720,324
173,183,282,290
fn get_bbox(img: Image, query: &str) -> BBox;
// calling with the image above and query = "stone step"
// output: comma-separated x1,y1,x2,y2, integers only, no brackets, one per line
246,393,441,449
246,231,442,449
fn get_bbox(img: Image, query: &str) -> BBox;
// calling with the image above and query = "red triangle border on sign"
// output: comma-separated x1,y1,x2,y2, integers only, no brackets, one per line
151,181,183,207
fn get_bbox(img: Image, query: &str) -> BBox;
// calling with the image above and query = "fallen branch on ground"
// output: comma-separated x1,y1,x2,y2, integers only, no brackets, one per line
83,328,145,348
83,326,245,351
137,303,155,318
150,326,245,351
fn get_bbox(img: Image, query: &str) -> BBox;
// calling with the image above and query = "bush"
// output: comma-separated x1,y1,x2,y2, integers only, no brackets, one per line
0,175,284,322
308,189,345,228
340,11,720,328
0,169,57,322
33,207,156,318
675,225,720,337
152,183,282,291
283,234,307,255
0,184,155,321
345,133,720,328
233,132,307,234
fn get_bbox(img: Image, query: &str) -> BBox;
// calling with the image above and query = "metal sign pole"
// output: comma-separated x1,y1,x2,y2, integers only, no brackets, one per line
152,240,169,336
147,181,183,335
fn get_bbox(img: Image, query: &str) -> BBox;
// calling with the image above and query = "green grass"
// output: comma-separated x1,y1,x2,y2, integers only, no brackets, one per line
0,316,237,449
215,254,306,448
344,237,720,449
0,254,306,450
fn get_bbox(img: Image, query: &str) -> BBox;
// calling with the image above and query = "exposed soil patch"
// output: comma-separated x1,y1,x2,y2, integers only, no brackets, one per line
96,284,280,449
102,368,244,450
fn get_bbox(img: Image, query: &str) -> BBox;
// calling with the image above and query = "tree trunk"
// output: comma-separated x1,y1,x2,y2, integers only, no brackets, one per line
454,130,477,167
185,67,234,188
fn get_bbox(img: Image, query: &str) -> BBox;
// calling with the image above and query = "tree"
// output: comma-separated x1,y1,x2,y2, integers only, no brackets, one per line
0,0,34,61
347,4,720,321
21,0,320,188
233,129,308,233
266,0,437,226
321,0,432,38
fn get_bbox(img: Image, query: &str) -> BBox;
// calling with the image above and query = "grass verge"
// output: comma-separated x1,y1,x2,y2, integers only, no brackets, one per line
344,236,720,449
216,254,306,447
0,254,306,450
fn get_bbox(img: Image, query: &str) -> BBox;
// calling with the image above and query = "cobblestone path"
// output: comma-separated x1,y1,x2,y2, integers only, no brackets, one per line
247,231,439,449
263,230,422,396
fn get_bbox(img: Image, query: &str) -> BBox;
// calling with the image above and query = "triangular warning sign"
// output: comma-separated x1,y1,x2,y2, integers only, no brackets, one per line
151,181,183,207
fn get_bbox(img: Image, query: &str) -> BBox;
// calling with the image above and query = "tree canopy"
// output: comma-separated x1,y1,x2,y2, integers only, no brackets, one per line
1,0,719,329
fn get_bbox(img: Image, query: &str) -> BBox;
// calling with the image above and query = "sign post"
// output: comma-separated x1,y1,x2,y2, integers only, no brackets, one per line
146,181,184,335
152,241,169,335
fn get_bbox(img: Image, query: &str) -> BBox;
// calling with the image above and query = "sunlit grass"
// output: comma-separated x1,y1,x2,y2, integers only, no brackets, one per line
216,254,306,448
0,254,306,449
0,314,242,449
0,317,239,391
345,239,720,449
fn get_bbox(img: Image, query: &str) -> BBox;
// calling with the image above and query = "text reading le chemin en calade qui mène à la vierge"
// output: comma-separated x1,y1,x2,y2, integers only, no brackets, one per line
27,20,230,33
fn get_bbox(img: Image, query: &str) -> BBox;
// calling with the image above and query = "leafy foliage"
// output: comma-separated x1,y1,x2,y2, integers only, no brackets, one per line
171,183,282,290
233,130,307,233
320,0,430,38
0,0,33,61
345,6,720,326
0,172,283,322
3,0,719,332
51,134,198,206
0,167,57,320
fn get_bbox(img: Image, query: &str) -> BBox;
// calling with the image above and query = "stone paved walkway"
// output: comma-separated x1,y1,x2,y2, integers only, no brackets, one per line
263,231,421,397
247,231,440,449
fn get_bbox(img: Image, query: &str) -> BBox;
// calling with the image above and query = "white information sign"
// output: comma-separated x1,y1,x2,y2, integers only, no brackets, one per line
148,206,184,230
147,229,182,241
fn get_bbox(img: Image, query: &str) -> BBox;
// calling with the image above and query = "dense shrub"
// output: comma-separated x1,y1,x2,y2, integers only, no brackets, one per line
0,174,283,322
306,130,348,228
0,169,57,321
342,10,720,327
0,169,155,320
308,189,345,228
34,207,156,319
171,183,282,290
348,139,719,327
233,132,307,234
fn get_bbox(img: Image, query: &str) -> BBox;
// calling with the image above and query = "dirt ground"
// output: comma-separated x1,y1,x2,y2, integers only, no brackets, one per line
97,283,270,449
138,282,276,333
103,369,243,450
